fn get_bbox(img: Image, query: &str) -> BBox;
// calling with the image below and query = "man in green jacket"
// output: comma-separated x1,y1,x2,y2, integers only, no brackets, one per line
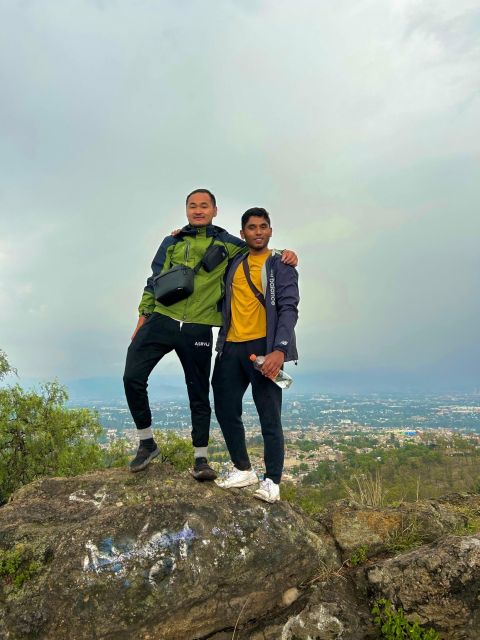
124,188,295,480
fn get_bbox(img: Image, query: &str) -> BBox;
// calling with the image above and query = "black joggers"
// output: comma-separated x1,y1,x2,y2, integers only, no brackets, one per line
123,312,213,447
212,338,284,484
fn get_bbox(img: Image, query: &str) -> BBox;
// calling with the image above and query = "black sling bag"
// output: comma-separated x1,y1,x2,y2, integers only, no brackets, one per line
153,236,227,306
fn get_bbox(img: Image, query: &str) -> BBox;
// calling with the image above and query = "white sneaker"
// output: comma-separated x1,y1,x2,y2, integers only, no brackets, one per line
216,467,259,489
254,478,280,503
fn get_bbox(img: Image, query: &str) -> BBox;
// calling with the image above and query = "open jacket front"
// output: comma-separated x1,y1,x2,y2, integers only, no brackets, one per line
216,251,299,362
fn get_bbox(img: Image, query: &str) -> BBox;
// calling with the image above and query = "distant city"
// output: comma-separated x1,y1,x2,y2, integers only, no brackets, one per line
71,392,480,438
69,392,480,487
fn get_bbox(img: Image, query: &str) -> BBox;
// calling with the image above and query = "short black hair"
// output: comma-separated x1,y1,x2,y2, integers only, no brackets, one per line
241,207,271,229
186,188,216,207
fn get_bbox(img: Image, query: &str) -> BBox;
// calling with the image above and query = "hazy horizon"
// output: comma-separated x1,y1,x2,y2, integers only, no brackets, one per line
4,369,478,401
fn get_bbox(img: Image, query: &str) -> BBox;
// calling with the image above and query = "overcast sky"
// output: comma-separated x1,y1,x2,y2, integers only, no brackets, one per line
1,0,479,390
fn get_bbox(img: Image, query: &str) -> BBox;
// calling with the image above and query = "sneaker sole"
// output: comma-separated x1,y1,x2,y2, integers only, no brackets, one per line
254,491,280,504
129,448,160,473
216,477,259,489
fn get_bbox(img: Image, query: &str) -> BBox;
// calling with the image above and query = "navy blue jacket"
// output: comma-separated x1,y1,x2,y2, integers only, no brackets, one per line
216,251,299,362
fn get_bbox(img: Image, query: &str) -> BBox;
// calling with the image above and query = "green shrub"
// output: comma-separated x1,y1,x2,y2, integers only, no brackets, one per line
155,431,193,472
372,599,440,639
348,544,368,566
103,438,132,468
0,350,108,503
0,349,16,380
280,482,323,516
0,380,104,503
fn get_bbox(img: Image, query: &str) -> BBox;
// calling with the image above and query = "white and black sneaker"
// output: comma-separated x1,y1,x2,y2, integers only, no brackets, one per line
254,478,280,503
129,445,160,473
216,467,258,489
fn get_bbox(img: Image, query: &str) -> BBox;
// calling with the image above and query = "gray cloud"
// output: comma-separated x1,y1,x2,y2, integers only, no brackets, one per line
0,0,479,388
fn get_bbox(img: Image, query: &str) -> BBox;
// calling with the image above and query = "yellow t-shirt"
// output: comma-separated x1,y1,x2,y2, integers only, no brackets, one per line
226,252,270,342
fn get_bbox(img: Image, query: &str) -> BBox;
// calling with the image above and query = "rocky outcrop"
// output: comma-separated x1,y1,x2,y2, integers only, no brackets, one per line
320,496,477,559
367,534,480,640
0,465,338,640
1,464,480,640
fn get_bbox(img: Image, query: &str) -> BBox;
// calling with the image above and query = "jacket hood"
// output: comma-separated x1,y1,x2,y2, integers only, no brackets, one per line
180,224,227,236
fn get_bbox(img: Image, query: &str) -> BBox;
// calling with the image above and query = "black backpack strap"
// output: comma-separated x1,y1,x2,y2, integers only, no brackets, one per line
193,236,216,274
242,255,266,307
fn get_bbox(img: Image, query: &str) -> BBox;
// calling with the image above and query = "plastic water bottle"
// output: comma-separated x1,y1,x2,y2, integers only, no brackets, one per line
249,354,293,389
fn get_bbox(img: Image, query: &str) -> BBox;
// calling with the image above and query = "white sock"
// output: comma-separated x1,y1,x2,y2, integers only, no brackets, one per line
138,426,153,440
194,446,208,459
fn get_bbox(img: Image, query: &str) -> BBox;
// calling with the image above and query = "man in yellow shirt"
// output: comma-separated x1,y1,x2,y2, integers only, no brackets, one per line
212,208,299,503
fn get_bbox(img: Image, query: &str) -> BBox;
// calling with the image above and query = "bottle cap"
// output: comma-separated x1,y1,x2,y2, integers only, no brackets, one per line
249,354,257,361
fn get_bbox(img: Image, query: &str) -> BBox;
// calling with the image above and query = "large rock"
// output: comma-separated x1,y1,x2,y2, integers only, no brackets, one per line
0,464,339,640
320,496,478,560
367,533,480,639
2,467,480,640
276,575,376,640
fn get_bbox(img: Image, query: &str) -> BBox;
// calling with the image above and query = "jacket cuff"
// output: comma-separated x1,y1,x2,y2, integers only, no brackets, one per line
273,344,288,356
138,291,155,315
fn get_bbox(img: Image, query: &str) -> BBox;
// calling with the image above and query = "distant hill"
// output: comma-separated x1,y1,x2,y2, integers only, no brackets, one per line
64,375,186,403
0,374,187,403
5,369,475,404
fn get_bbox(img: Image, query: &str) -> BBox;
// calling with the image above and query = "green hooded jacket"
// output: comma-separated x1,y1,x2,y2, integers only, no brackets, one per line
138,224,247,326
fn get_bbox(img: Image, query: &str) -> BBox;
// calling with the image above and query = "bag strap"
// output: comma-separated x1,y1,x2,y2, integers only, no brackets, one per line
242,255,266,307
193,236,216,274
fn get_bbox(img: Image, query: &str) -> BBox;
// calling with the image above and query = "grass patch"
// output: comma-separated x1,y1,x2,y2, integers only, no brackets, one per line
445,505,480,536
343,470,387,507
0,543,41,589
385,518,426,555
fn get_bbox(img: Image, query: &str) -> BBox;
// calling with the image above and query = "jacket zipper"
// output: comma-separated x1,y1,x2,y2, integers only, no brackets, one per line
182,238,193,319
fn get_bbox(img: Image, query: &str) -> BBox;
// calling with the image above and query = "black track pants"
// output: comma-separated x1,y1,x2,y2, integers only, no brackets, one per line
212,338,284,483
123,312,213,447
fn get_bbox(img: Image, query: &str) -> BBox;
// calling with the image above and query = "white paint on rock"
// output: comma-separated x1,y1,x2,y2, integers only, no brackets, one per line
148,558,177,588
281,603,344,640
82,522,196,583
179,539,188,560
69,488,107,509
